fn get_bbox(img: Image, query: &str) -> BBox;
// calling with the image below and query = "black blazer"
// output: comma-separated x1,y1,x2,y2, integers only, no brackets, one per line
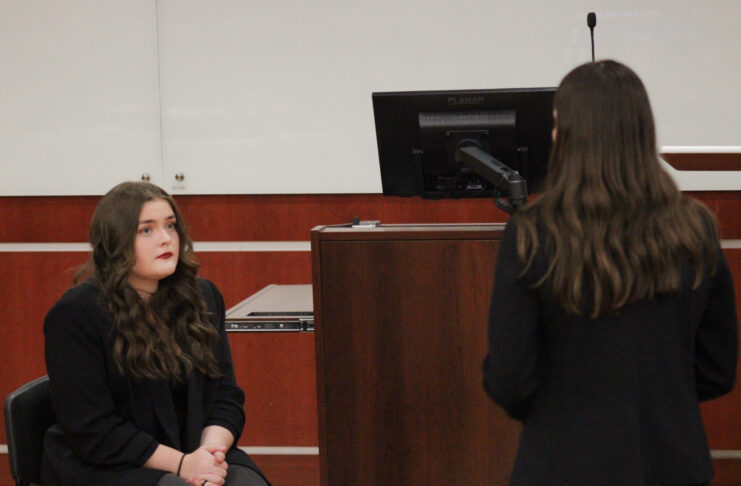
483,219,738,486
42,279,270,486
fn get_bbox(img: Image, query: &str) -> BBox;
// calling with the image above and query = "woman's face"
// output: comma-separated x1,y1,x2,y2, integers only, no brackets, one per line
128,198,180,299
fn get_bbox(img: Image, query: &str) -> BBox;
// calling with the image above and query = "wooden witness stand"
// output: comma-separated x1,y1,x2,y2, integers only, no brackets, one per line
311,223,521,485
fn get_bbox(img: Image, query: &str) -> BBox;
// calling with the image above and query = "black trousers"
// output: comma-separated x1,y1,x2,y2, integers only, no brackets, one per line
157,464,268,486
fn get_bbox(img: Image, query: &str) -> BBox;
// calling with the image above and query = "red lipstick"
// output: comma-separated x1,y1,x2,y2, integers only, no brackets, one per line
157,252,173,259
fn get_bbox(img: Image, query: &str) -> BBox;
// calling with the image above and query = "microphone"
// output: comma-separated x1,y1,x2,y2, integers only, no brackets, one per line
587,12,597,62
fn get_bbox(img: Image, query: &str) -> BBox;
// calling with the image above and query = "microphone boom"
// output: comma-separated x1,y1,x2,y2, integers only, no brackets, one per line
587,12,596,62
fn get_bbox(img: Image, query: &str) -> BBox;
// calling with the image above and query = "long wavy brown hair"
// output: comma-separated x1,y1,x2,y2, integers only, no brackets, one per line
514,60,718,318
77,182,220,381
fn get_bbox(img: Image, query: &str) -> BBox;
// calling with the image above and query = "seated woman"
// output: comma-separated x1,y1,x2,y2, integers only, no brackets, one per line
42,182,271,486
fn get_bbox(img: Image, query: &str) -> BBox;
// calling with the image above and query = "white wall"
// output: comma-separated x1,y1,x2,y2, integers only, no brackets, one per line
1,0,740,195
0,1,162,195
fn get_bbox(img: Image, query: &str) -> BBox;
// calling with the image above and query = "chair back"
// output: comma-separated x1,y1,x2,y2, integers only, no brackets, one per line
4,376,53,486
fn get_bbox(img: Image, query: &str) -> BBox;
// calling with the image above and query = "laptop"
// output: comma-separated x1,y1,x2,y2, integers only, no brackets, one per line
225,284,314,332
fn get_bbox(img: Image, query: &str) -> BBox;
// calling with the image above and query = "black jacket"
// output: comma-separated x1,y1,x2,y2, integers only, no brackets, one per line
483,219,737,486
42,279,270,486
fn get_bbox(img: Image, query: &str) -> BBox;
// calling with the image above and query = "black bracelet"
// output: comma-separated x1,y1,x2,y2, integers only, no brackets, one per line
176,453,185,476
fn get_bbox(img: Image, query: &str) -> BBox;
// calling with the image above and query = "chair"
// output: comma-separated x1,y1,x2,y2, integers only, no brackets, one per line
4,376,53,486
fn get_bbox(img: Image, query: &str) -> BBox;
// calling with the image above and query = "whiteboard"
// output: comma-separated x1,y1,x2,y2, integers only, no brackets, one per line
1,1,740,195
156,0,741,194
0,1,162,196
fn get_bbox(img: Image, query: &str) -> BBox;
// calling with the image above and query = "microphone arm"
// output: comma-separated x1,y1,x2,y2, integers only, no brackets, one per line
587,12,597,62
455,146,528,214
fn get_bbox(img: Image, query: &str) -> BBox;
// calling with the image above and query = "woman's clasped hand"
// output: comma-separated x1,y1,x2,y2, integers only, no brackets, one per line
180,445,229,486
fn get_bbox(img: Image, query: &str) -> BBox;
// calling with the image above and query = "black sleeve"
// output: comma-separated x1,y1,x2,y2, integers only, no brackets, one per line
44,292,159,467
482,219,542,421
695,246,738,401
201,280,247,442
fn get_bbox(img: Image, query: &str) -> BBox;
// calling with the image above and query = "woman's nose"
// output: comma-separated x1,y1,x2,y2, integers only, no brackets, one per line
159,226,173,243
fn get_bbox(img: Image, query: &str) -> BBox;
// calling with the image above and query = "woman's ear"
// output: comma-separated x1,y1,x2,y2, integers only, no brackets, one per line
551,110,557,142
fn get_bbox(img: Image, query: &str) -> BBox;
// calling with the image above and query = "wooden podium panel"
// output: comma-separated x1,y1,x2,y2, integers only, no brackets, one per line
311,224,520,485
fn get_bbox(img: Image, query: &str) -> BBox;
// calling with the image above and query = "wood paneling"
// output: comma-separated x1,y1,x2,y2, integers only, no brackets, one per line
197,252,318,447
0,196,100,242
1,192,739,242
196,249,317,447
195,252,312,307
1,191,740,482
0,252,89,440
701,249,741,449
688,192,741,240
0,194,509,243
710,459,741,486
662,153,741,171
0,251,315,446
176,195,510,242
230,333,318,446
254,455,320,486
313,225,519,485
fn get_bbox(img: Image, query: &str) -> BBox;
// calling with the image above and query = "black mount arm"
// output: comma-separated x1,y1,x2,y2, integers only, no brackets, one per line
454,146,528,214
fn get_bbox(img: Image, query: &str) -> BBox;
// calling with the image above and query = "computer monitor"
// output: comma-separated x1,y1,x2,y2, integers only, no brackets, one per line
372,88,556,200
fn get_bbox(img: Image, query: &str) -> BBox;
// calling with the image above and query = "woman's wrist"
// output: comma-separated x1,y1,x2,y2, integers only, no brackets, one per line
176,453,186,476
199,425,235,450
143,444,187,476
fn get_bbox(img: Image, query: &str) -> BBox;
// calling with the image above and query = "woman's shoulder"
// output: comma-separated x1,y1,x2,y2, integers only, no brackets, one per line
44,281,109,336
503,208,551,282
51,281,101,311
196,278,220,299
679,194,720,239
508,203,545,228
195,278,225,310
504,207,548,248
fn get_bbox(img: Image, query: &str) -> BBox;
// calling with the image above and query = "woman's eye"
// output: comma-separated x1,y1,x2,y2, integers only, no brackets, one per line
139,227,151,235
167,222,177,230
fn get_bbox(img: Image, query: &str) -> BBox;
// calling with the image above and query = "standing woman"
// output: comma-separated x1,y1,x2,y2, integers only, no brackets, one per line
483,61,737,486
43,182,271,486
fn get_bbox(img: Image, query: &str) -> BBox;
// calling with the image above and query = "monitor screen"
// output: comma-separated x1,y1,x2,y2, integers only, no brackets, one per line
372,88,555,198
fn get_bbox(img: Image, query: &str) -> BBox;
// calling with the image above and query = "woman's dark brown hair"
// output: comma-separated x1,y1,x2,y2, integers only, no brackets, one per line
514,60,718,318
78,181,220,381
